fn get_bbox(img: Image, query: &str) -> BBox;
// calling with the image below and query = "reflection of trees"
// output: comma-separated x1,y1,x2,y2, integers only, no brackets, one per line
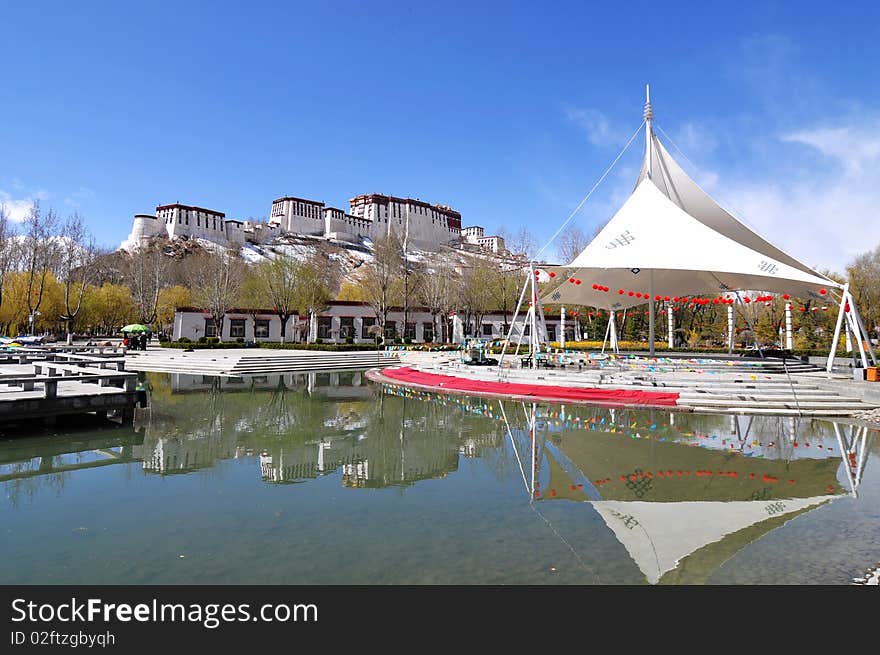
142,372,375,476
0,429,142,507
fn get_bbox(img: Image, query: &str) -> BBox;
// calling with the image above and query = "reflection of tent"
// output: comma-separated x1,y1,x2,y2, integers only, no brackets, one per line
534,425,847,584
592,496,835,584
540,86,876,370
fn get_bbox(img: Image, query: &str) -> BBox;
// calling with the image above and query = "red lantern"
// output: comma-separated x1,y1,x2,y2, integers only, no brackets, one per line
654,295,661,301
592,284,598,289
618,289,624,295
575,279,582,285
568,277,575,283
664,296,670,301
673,296,679,302
819,289,827,295
549,271,556,278
783,293,790,300
844,302,850,312
744,297,751,303
635,292,642,298
628,291,634,296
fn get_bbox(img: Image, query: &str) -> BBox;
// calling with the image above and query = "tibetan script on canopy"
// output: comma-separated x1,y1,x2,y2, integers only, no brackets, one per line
606,230,635,249
758,260,779,275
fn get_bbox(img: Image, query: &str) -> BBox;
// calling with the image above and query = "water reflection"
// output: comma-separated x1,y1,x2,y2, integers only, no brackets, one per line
133,372,504,487
0,371,877,585
488,397,873,584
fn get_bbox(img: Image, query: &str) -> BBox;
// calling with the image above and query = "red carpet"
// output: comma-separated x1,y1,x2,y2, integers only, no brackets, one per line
380,367,680,406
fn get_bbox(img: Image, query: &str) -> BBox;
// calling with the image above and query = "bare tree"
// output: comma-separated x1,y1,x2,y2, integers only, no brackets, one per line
555,225,589,264
296,254,333,343
188,247,247,339
488,258,527,334
459,257,494,338
361,232,404,338
0,205,17,315
127,241,168,325
255,256,299,342
848,244,880,343
507,226,538,261
57,213,97,343
419,253,459,343
20,202,60,335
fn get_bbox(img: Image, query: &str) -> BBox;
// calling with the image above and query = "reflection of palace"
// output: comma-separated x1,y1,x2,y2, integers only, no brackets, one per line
133,372,503,488
498,403,871,584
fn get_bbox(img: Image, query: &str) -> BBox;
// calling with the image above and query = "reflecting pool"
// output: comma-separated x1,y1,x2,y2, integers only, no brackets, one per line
1,370,877,584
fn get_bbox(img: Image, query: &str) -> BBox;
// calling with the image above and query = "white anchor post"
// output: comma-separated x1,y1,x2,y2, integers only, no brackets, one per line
667,302,674,349
560,306,566,349
727,304,734,354
785,303,793,350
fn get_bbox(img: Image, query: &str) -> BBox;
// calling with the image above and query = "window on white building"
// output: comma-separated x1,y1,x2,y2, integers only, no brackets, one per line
230,319,246,338
340,317,354,339
317,317,333,339
254,319,270,338
204,319,218,338
362,317,376,339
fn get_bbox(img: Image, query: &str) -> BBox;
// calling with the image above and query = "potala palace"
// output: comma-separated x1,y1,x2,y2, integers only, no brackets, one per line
122,192,506,254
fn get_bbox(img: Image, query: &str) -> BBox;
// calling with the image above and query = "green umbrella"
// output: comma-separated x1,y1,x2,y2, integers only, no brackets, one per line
121,324,149,333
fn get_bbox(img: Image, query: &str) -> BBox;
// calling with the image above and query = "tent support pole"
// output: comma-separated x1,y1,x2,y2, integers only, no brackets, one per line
601,311,612,354
848,292,877,366
827,283,849,373
727,304,734,354
648,272,655,356
560,306,565,350
610,310,620,354
496,269,531,373
530,266,538,370
735,292,762,357
785,303,793,350
667,301,674,349
844,293,869,369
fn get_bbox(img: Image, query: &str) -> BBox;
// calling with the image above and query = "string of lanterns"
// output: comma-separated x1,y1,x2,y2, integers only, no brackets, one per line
556,278,834,309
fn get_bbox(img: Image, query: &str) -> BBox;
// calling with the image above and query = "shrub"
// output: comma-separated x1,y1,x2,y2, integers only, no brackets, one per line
207,337,220,345
177,336,191,344
315,338,323,344
235,337,244,344
404,337,413,345
345,337,354,344
198,336,208,344
393,338,402,345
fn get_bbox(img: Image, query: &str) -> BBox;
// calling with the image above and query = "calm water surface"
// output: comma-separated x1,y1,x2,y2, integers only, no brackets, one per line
1,370,878,585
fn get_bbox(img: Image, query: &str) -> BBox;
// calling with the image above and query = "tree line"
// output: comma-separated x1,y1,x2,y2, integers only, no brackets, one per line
0,201,877,350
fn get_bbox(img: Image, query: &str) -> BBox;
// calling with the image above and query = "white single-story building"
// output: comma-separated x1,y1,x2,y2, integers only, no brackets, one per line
172,301,566,344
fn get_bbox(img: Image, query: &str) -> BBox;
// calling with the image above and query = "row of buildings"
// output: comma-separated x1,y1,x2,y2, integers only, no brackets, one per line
172,300,570,345
124,192,507,253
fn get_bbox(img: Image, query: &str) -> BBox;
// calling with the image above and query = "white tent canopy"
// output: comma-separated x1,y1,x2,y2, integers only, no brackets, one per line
534,86,874,368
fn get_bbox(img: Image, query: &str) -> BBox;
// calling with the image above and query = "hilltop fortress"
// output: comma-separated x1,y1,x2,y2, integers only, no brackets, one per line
122,192,506,254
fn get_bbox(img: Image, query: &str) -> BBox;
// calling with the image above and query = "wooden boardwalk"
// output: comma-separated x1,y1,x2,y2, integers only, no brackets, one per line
0,348,139,427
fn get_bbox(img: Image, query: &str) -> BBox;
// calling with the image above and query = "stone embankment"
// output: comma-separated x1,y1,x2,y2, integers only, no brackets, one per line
126,347,399,376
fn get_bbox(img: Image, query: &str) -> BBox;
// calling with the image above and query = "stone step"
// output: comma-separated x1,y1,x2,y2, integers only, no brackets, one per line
680,399,869,410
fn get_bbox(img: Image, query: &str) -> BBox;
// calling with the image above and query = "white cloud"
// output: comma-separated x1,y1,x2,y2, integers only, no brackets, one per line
564,107,628,147
782,126,880,176
697,119,880,274
0,191,36,222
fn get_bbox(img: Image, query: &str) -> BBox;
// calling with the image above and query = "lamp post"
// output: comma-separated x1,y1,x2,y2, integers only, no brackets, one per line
29,310,41,336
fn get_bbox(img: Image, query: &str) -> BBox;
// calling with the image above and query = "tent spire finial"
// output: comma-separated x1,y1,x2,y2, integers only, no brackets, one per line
644,84,654,178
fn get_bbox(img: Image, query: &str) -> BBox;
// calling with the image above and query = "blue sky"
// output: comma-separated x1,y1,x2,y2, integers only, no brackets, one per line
2,1,879,271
